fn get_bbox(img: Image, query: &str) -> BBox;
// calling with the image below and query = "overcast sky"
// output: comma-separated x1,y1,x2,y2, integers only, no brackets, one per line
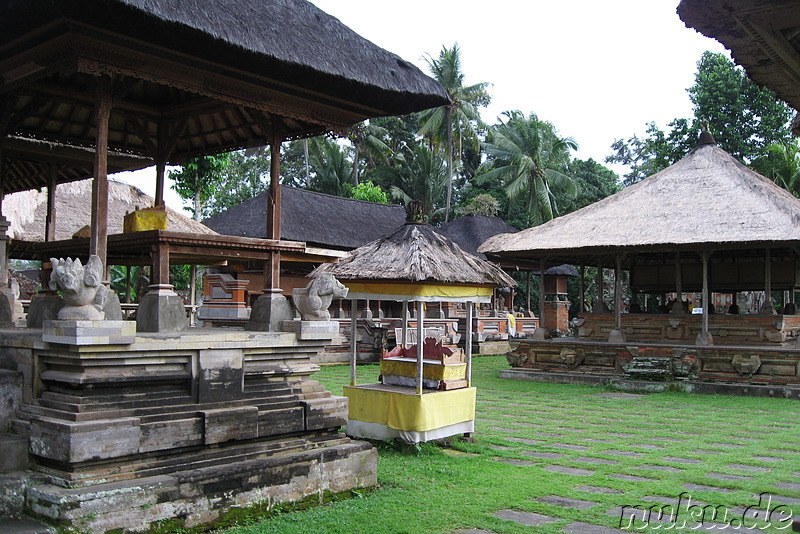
116,0,729,212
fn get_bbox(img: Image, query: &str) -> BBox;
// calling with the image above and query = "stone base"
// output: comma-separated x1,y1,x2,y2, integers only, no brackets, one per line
247,291,293,332
26,440,377,534
42,320,136,345
607,328,627,343
282,320,340,340
136,286,188,332
695,331,714,346
26,293,63,328
532,327,549,340
0,291,15,328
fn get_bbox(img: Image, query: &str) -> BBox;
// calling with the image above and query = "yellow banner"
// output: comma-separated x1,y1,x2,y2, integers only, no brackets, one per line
344,282,492,300
344,386,476,432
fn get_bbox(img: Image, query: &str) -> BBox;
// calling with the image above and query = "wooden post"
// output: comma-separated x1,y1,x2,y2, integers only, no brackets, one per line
526,271,532,314
45,163,57,242
401,300,408,348
579,263,585,313
154,121,167,208
264,123,283,292
696,251,714,346
416,300,424,395
152,243,170,287
350,299,357,386
595,262,603,314
466,301,474,387
614,255,622,331
761,247,775,314
672,252,682,314
539,258,546,324
90,76,112,277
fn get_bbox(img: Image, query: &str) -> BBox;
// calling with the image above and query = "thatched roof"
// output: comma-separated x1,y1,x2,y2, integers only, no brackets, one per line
1,0,449,172
3,179,216,242
203,187,406,250
440,214,578,276
479,138,800,267
678,0,800,133
316,223,516,287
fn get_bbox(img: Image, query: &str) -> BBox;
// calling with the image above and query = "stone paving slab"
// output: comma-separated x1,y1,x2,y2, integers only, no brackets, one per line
664,456,702,464
605,432,635,437
490,446,514,451
522,451,565,459
536,495,599,509
705,472,751,481
776,481,800,491
628,443,665,450
596,392,644,398
554,443,591,451
683,483,732,493
582,438,613,444
725,463,770,472
489,427,517,432
601,450,644,458
574,456,621,465
544,465,595,476
576,485,624,494
453,529,494,534
534,432,564,437
505,437,544,445
771,495,800,505
609,473,658,482
637,464,684,473
0,518,56,534
494,510,558,526
562,521,629,533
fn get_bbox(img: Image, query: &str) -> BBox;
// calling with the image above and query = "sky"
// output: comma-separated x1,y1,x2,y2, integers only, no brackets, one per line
115,0,728,213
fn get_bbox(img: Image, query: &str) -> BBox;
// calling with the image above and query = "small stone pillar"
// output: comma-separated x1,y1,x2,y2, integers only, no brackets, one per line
541,272,569,333
0,216,16,327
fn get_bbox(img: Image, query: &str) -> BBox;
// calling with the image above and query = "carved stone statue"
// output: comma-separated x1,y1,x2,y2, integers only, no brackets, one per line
292,273,348,321
49,255,105,321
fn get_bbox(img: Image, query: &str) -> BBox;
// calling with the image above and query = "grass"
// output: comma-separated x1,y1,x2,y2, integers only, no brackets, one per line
219,357,800,534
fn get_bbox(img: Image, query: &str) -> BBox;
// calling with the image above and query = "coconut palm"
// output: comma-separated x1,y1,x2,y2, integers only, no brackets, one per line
308,137,352,196
372,145,448,222
752,140,800,197
418,43,490,223
347,120,392,185
480,111,578,226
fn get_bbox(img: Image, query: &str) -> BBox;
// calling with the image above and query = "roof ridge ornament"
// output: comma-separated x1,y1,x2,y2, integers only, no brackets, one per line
697,125,717,147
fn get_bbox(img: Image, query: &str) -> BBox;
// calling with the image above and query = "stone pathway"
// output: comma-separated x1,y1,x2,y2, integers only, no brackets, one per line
494,510,557,526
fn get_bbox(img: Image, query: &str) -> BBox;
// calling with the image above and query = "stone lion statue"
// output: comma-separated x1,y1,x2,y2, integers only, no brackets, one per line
292,273,348,321
49,255,105,320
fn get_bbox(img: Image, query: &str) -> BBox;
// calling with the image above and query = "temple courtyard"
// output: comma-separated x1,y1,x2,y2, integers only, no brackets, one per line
206,356,800,534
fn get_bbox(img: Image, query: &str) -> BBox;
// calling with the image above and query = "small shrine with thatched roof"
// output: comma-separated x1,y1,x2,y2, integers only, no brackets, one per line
480,134,800,397
314,203,515,443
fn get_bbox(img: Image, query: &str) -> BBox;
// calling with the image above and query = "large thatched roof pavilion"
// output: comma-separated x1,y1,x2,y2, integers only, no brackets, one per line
481,135,800,393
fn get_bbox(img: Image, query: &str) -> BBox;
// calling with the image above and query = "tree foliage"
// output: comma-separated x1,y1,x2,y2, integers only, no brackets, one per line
751,140,800,197
607,51,793,186
479,111,578,226
169,154,231,220
345,180,389,204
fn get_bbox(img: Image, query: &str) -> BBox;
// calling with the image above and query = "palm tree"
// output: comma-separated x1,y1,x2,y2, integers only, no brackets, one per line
752,140,800,197
418,43,490,223
372,145,448,222
480,111,578,226
308,137,352,196
347,120,392,185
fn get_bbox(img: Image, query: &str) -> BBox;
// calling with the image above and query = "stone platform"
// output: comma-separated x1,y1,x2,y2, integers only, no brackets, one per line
0,325,377,533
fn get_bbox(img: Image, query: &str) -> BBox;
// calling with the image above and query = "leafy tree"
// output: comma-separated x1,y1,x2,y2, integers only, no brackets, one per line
479,111,578,226
418,43,490,223
457,193,500,217
347,121,392,185
169,154,231,220
751,140,800,197
345,180,389,204
203,150,270,216
561,158,621,213
373,145,448,222
607,51,793,185
308,137,352,196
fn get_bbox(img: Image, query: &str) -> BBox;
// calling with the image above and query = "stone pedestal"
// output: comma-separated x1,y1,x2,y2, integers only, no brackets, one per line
247,289,293,331
543,300,570,333
196,273,250,323
136,285,188,332
608,328,627,343
282,320,340,340
42,320,135,345
695,331,714,347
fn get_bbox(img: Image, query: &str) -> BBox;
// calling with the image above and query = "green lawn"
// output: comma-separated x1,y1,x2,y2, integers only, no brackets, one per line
223,357,800,534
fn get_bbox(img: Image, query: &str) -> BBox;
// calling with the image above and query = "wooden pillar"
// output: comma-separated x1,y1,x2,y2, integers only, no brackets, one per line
264,124,283,292
0,145,6,287
45,163,57,242
671,252,683,314
539,259,546,324
697,251,714,346
152,242,170,287
154,121,167,208
416,300,424,395
608,255,626,343
526,271,532,314
595,262,603,314
350,299,357,386
761,247,775,314
401,300,408,348
90,76,112,276
579,263,585,313
466,301,474,387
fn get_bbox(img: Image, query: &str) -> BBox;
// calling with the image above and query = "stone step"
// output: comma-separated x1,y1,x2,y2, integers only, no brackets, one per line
0,433,29,472
0,517,56,534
